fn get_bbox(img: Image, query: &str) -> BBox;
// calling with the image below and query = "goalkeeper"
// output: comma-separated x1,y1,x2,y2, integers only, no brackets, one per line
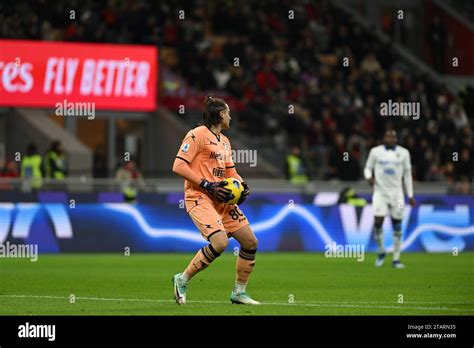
171,95,259,305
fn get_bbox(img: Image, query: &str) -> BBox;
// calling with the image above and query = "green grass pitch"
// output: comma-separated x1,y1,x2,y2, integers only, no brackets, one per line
0,252,472,315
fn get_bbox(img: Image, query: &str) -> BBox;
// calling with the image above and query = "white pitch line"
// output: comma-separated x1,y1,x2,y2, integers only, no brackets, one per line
1,295,472,305
0,294,473,312
285,300,474,304
0,294,172,303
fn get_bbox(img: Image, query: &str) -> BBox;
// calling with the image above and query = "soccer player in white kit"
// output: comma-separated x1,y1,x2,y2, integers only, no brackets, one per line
364,130,415,268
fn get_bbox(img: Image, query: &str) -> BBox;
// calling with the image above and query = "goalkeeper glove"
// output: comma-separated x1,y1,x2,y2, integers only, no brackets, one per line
200,179,233,203
237,181,250,205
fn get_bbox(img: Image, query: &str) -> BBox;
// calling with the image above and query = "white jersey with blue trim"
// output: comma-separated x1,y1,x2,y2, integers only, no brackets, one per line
363,144,414,197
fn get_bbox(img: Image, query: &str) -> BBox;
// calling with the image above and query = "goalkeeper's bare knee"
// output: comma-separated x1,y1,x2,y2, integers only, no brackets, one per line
241,235,258,251
209,230,228,254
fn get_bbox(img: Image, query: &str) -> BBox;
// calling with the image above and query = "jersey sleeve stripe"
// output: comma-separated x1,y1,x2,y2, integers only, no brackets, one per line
175,156,190,164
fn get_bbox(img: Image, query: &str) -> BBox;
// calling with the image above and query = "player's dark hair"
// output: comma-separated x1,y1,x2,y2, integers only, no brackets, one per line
202,95,227,127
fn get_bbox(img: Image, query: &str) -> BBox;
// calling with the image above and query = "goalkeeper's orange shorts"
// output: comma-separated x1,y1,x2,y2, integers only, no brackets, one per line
186,194,249,241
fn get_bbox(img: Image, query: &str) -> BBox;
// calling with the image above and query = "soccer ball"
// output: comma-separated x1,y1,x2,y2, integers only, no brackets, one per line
224,177,244,204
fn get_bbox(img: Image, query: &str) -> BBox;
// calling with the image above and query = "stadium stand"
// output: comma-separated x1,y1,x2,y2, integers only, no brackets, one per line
0,0,472,184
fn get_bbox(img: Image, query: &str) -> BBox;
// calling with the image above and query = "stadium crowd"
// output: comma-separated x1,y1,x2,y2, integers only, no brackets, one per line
1,0,472,186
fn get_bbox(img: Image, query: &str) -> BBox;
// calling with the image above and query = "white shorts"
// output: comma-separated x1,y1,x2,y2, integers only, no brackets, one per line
372,190,404,220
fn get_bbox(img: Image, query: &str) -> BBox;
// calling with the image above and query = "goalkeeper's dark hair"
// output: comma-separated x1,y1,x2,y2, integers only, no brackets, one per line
202,95,227,127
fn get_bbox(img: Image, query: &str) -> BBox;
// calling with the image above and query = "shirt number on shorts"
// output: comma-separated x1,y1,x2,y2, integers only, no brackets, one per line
229,206,244,220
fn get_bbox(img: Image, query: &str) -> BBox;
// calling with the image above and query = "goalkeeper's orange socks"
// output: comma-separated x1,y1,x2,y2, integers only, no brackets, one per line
180,245,256,293
182,244,221,281
234,247,257,293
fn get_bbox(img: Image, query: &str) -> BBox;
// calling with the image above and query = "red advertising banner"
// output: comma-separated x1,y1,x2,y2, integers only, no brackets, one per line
0,40,158,111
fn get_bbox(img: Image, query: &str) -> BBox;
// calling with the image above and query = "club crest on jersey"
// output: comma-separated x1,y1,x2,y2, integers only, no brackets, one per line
181,143,190,153
223,143,228,151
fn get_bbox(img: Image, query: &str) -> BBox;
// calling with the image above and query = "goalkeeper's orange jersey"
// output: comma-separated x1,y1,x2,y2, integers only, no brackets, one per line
175,125,235,200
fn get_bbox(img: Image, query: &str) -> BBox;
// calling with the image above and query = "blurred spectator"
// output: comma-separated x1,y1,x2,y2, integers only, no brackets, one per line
338,187,367,206
93,144,107,178
360,53,383,75
0,157,19,190
45,141,67,179
20,144,43,191
115,160,145,202
326,133,360,181
285,147,309,184
455,148,473,180
306,120,326,177
449,176,472,195
425,163,445,182
442,162,456,182
212,62,232,90
0,157,19,178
